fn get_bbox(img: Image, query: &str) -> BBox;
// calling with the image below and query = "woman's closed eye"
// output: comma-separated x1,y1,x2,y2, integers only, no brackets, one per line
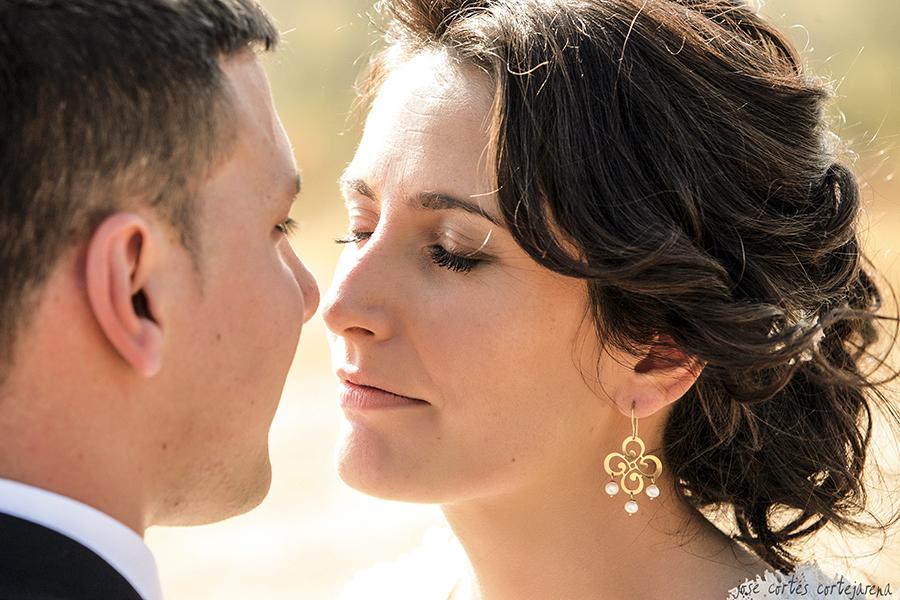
334,231,373,244
428,245,481,273
335,230,484,274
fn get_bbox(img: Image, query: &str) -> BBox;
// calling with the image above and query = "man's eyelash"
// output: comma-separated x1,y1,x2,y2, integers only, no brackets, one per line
276,217,300,236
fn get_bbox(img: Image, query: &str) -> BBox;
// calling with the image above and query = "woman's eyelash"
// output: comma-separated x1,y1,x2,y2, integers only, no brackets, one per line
429,246,481,273
335,231,373,244
335,230,483,273
275,217,300,236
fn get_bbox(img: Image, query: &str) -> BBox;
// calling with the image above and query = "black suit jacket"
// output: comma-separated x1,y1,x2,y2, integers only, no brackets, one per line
0,512,144,600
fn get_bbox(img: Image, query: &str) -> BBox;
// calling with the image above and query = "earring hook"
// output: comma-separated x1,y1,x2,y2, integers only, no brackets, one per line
630,400,638,439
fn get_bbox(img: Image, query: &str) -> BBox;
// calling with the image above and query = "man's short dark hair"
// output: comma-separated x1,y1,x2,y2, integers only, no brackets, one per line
0,0,279,373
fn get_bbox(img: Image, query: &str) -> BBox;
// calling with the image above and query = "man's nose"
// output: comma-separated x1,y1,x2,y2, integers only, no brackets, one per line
295,258,320,324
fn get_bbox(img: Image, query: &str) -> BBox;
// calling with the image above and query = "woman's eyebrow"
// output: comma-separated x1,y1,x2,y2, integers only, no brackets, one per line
339,176,503,227
416,191,502,226
339,176,375,200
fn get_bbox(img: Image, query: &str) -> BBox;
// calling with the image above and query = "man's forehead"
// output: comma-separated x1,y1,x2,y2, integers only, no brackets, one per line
192,52,299,214
220,52,280,139
218,51,299,194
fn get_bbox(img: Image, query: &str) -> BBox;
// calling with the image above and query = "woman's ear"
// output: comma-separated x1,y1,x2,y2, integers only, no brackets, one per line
85,213,164,378
610,334,705,419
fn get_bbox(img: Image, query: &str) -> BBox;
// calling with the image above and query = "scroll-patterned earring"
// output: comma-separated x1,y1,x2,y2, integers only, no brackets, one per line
602,402,662,515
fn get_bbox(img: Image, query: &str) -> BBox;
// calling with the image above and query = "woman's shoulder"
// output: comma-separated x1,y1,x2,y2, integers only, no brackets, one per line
340,533,877,600
726,562,860,599
338,527,466,600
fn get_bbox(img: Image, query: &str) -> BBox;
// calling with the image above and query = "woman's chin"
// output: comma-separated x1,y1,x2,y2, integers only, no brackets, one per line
334,426,455,504
335,433,417,501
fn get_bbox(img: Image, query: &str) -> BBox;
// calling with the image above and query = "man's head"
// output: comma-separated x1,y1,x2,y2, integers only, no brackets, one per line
0,0,319,531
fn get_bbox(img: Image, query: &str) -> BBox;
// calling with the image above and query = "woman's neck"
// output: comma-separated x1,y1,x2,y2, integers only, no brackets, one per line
442,461,767,600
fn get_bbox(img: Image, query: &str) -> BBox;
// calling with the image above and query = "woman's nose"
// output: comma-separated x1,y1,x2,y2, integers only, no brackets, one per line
322,245,394,342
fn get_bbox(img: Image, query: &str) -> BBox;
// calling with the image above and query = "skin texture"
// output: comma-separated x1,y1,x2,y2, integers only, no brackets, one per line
0,51,319,534
324,50,767,599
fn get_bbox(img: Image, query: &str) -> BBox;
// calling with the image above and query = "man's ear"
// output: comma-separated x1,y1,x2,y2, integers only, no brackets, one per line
611,334,706,419
85,213,164,378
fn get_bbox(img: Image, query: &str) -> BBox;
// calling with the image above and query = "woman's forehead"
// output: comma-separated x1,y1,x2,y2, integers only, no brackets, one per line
371,50,494,121
351,51,497,197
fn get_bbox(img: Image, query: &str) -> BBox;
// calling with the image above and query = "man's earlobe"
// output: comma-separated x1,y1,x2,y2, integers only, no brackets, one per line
85,213,164,378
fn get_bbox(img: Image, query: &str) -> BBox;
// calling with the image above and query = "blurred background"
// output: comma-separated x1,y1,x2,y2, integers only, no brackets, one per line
145,1,900,597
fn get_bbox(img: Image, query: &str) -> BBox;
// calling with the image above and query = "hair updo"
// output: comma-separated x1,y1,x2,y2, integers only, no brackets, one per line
359,0,900,571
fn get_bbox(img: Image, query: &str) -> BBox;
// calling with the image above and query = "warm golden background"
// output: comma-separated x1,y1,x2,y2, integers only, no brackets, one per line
145,1,900,598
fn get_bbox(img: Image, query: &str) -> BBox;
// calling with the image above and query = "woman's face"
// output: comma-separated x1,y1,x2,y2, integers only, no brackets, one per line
323,51,627,503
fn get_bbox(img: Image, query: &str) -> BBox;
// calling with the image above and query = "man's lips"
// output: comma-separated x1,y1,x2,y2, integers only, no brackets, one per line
337,380,430,410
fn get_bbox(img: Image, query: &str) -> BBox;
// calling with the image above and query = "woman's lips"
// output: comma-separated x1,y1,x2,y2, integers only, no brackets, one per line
338,381,428,410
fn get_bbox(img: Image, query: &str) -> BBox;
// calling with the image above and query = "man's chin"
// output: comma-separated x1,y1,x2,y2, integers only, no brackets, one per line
155,454,273,527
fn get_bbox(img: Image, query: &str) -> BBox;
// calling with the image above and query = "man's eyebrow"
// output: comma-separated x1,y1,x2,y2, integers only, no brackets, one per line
339,177,502,227
281,172,302,209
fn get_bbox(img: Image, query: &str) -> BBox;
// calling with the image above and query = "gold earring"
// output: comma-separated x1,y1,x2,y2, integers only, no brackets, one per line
602,402,662,515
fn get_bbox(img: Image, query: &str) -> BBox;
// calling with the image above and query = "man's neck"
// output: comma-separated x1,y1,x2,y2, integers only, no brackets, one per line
0,408,149,535
0,469,148,536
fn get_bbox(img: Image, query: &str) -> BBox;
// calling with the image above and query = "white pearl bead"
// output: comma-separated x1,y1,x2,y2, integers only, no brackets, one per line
646,484,660,498
605,481,619,496
624,500,639,514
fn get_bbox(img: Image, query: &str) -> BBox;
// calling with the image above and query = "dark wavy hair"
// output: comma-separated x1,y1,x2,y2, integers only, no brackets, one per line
359,0,900,572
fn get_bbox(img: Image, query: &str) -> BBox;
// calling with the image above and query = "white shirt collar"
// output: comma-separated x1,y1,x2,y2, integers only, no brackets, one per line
0,478,163,600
